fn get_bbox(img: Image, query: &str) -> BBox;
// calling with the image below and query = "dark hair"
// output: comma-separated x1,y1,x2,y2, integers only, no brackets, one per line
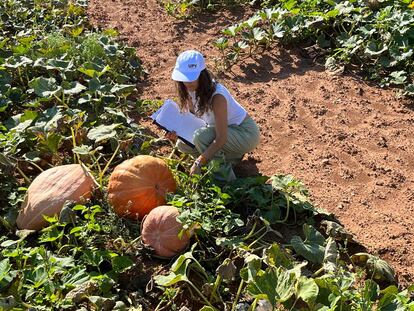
175,69,217,117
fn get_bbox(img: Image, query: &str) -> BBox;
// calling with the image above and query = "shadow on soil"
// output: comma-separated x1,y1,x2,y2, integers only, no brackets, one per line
234,156,260,177
219,47,325,84
404,101,414,111
171,4,255,37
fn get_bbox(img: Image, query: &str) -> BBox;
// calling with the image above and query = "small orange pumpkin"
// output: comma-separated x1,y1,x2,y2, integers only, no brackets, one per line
141,205,190,257
107,155,176,219
16,164,96,231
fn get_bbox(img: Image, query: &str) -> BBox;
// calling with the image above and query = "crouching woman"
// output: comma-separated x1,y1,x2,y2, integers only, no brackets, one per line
167,50,260,177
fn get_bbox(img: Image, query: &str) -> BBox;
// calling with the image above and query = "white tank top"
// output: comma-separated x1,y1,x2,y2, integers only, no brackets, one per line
190,83,247,126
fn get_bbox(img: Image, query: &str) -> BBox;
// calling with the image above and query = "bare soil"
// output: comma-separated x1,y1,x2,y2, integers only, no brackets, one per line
88,0,414,286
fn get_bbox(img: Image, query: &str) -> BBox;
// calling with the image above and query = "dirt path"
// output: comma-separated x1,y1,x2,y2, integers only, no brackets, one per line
88,0,414,285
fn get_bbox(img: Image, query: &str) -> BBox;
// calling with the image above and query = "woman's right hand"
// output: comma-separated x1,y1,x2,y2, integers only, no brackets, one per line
165,131,178,142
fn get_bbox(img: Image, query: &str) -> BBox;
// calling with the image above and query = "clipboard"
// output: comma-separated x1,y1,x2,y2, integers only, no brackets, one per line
151,100,207,148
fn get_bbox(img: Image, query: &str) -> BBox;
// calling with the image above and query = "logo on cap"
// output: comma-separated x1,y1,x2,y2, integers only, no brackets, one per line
188,64,197,69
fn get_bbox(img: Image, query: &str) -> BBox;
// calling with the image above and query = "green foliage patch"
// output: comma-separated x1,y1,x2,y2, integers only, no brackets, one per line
215,0,414,96
1,0,414,310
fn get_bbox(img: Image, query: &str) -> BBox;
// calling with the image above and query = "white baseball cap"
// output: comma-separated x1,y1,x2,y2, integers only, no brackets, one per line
171,50,206,82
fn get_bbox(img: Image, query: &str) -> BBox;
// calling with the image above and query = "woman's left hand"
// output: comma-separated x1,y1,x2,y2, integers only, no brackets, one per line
190,162,202,175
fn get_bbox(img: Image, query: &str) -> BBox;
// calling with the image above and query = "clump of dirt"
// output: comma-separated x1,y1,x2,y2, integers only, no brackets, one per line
88,0,414,286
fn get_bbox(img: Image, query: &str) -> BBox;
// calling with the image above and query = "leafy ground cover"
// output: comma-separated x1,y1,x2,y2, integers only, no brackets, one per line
165,0,414,97
1,0,414,310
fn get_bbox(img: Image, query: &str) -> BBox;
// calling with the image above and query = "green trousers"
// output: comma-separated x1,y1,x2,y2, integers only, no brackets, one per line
176,115,260,163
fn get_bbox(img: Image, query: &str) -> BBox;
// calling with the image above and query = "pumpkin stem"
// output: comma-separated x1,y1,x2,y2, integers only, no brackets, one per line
209,274,222,303
187,280,218,310
168,146,178,159
231,279,245,311
15,163,31,184
99,142,120,188
70,127,81,164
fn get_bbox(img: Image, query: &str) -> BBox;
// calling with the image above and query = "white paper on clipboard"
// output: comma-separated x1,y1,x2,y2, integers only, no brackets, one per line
151,100,206,147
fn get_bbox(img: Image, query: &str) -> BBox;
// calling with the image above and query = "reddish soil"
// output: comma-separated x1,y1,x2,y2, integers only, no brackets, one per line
88,0,414,286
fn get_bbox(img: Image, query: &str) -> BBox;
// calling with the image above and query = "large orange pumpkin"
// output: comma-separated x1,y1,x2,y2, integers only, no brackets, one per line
16,164,96,231
107,155,176,219
141,205,190,257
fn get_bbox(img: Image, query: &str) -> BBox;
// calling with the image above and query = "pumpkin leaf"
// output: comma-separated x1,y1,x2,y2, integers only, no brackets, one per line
362,279,379,303
15,229,37,240
0,98,11,113
110,84,135,96
154,257,190,286
87,123,121,143
296,276,319,304
247,267,295,307
252,27,266,41
111,256,134,273
45,59,74,71
0,70,11,85
240,253,261,282
78,62,110,78
351,253,395,283
0,153,15,167
323,237,338,273
272,22,285,38
321,220,354,242
29,77,62,98
216,258,236,281
290,224,325,264
389,71,407,85
62,81,87,95
23,151,42,163
72,145,93,155
4,55,33,68
154,244,199,287
222,25,240,37
263,243,294,269
0,259,17,288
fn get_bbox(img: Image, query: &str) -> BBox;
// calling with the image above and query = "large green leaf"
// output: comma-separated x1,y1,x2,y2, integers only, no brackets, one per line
0,97,11,112
4,55,32,68
111,256,134,273
362,280,379,304
252,27,266,41
30,106,64,132
240,253,261,282
46,59,74,71
378,285,412,311
290,224,325,264
389,71,407,85
0,259,13,283
264,243,295,269
154,256,190,286
110,84,135,96
216,258,236,281
296,276,319,304
322,238,338,273
404,84,414,96
40,132,63,153
29,77,62,98
87,123,121,143
62,81,87,95
245,15,261,28
364,42,388,56
222,25,240,37
247,267,295,307
78,62,110,78
0,70,11,85
272,22,285,38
